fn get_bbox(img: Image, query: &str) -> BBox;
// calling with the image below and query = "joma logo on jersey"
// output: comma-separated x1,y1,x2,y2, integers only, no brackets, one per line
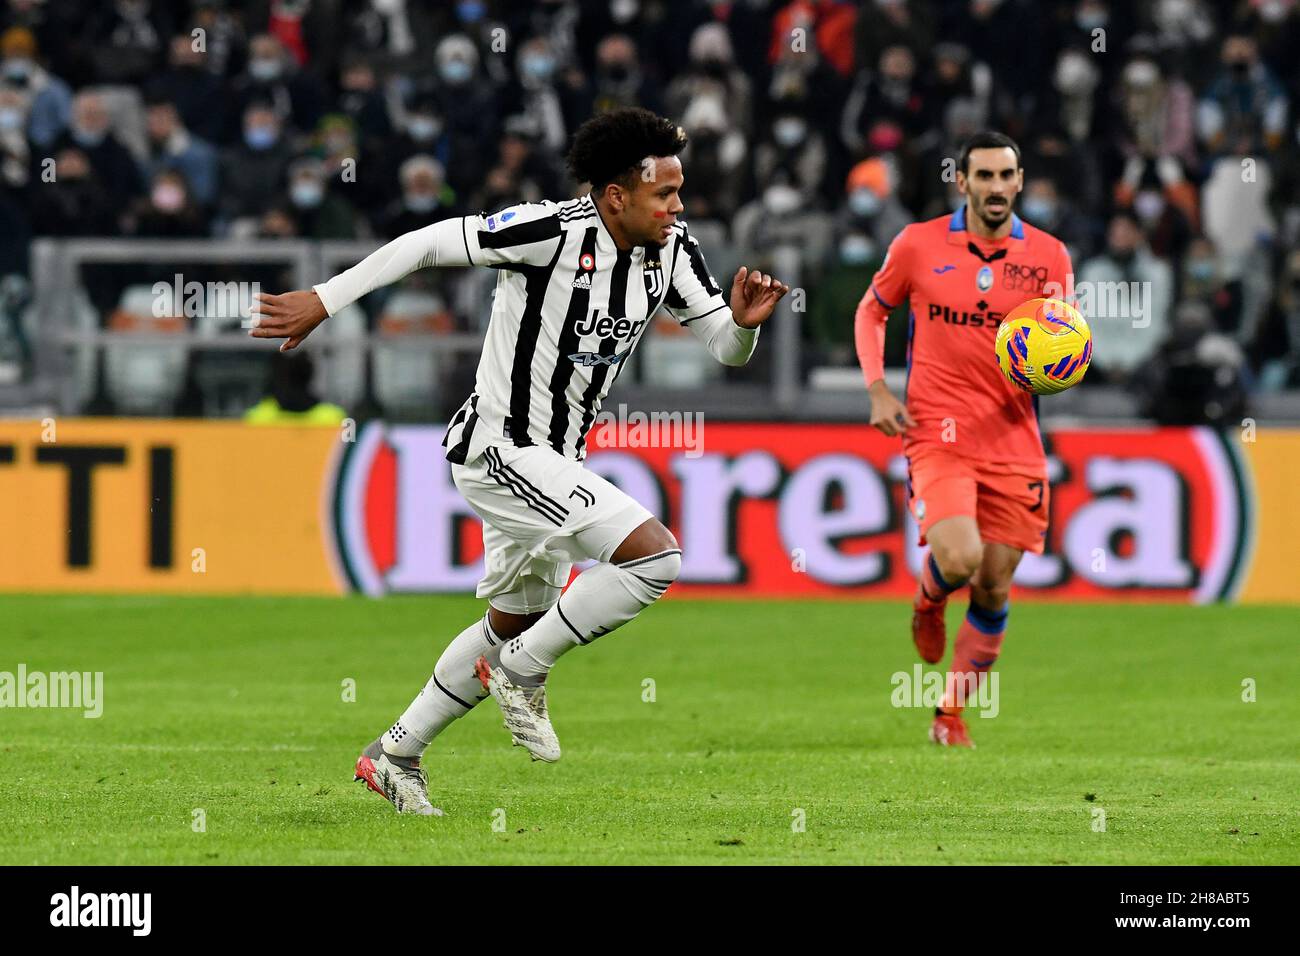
1003,262,1049,292
927,303,1004,328
574,311,646,340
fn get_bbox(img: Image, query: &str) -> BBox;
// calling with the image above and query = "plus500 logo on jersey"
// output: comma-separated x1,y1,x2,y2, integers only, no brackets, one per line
928,303,1004,327
574,311,647,340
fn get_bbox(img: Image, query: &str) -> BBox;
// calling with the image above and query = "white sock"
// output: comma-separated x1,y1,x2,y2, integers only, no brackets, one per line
499,549,681,683
383,613,504,757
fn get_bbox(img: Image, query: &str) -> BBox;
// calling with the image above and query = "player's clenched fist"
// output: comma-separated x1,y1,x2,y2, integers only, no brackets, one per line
729,266,790,329
247,290,329,352
867,380,917,437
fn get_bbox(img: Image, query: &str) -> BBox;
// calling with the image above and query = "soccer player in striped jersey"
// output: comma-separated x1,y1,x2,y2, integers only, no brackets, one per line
854,132,1073,748
249,108,789,813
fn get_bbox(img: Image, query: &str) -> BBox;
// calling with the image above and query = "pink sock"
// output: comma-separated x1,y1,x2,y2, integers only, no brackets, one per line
940,602,1007,714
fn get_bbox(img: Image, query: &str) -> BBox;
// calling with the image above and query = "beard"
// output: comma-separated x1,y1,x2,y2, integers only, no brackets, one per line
976,198,1010,230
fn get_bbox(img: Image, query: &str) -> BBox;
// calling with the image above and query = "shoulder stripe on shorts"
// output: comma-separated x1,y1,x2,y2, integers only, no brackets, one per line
483,447,568,525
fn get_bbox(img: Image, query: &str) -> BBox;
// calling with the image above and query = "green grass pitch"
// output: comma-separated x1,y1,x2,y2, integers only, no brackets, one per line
1,595,1296,865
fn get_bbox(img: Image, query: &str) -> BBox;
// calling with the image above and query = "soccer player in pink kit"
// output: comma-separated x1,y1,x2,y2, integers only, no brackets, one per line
855,133,1073,747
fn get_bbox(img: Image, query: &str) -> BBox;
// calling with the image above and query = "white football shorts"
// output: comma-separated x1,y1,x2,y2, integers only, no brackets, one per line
450,442,653,614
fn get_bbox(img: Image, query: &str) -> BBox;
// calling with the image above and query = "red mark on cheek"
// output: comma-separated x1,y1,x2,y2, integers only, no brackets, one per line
652,210,666,219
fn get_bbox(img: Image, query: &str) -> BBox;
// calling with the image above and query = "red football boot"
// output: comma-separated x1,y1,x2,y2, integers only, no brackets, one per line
929,713,974,748
911,596,947,664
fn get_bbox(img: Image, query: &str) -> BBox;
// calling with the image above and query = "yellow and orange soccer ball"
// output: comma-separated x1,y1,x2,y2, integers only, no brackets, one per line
995,297,1093,395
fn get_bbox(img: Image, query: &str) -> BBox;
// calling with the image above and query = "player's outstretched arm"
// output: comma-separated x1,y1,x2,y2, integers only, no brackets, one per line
247,217,474,351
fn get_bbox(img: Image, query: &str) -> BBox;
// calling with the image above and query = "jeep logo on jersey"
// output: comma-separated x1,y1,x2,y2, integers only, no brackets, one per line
568,349,629,367
574,311,646,340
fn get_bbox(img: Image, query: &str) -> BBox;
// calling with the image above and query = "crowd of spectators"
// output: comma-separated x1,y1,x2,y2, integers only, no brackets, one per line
1,0,1299,422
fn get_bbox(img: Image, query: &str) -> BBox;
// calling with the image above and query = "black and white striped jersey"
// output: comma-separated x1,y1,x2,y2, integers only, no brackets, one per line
440,193,754,463
312,192,759,464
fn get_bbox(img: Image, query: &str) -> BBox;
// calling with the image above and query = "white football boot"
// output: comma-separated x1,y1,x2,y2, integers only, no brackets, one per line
474,656,561,763
354,738,442,815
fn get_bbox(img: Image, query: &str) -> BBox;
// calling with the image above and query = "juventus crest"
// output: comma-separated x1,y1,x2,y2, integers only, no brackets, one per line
642,257,664,300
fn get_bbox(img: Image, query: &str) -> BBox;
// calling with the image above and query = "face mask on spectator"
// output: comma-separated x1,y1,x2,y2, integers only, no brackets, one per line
245,125,278,150
250,58,282,83
457,0,486,22
72,126,106,148
1021,197,1057,224
1258,0,1289,24
1076,7,1108,31
1133,189,1164,224
522,54,556,82
439,59,473,85
2,59,32,84
611,0,639,23
773,117,806,148
848,188,881,218
1187,258,1215,282
839,236,875,265
291,181,324,209
407,115,442,141
1124,60,1159,89
152,182,185,213
0,107,22,131
1055,53,1096,93
405,192,439,213
763,184,801,215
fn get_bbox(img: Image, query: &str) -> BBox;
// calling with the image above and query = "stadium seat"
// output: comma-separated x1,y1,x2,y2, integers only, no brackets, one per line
373,289,454,418
317,303,367,411
639,312,722,388
22,287,100,411
103,284,188,415
190,286,269,417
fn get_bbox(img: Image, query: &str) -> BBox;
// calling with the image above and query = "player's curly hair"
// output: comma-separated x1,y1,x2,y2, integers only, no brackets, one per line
566,107,688,190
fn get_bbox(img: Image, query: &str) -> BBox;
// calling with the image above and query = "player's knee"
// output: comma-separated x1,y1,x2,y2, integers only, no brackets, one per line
615,546,682,605
933,542,982,584
972,584,1010,611
613,517,678,562
486,606,544,641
